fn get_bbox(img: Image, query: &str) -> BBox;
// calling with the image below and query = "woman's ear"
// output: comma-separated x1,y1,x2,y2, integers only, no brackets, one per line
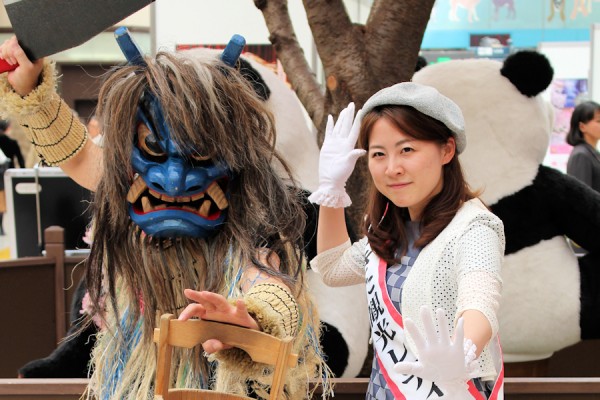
441,136,456,165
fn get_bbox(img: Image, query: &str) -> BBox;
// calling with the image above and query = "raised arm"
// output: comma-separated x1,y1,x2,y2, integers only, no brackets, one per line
309,103,366,253
0,36,102,191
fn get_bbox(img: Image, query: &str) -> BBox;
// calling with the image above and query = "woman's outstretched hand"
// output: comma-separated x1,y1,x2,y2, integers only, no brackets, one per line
393,306,478,399
179,289,259,354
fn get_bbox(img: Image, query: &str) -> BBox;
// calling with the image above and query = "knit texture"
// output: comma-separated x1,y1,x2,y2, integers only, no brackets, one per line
0,59,87,166
360,82,466,154
312,199,505,381
212,282,331,400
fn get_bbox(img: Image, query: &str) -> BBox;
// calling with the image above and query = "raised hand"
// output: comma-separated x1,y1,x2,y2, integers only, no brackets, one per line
179,289,260,354
308,102,366,208
0,36,44,97
393,307,477,399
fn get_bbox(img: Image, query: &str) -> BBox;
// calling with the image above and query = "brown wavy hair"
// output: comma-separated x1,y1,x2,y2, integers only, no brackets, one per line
87,50,307,338
358,105,477,265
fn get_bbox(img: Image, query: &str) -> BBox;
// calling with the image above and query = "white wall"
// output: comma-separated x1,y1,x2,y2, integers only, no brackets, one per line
591,24,600,103
152,0,370,75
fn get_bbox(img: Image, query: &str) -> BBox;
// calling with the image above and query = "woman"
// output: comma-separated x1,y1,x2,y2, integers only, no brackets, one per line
309,82,504,399
566,101,600,193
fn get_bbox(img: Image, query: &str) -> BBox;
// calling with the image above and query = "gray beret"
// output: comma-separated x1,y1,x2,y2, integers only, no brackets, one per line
360,82,466,154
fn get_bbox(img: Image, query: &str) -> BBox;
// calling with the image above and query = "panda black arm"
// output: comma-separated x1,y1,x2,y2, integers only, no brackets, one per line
490,165,600,255
536,165,600,252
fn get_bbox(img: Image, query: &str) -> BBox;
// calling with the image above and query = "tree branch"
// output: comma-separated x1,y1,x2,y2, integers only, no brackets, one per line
303,0,373,110
255,0,325,127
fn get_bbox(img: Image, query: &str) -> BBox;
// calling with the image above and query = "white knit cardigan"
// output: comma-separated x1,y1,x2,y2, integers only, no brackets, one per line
311,198,505,380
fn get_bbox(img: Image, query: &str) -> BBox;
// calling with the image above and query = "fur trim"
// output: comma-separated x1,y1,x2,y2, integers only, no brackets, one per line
0,59,57,118
0,59,87,166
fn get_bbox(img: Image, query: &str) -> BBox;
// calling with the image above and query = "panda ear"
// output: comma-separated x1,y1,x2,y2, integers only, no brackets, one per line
238,58,271,101
500,51,554,97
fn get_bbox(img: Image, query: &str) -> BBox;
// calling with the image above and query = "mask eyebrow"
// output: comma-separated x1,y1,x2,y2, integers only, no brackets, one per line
139,92,163,142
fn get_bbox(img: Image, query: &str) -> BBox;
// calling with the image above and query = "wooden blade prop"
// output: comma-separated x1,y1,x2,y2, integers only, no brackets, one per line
0,0,154,73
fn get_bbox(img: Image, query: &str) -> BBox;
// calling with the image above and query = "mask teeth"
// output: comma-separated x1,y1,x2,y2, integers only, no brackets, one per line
127,175,148,203
198,200,211,217
206,182,228,210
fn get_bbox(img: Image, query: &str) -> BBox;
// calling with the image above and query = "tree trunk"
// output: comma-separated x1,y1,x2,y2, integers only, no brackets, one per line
256,0,435,229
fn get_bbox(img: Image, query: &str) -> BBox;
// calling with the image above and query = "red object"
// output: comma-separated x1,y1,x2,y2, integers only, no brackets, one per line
0,58,17,73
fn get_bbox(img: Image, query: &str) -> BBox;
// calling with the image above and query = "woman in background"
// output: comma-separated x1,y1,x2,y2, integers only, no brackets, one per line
566,101,600,193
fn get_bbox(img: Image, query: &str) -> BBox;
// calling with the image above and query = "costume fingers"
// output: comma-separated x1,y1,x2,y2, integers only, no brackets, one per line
11,41,30,68
202,339,225,354
178,303,206,321
199,291,230,311
183,288,204,302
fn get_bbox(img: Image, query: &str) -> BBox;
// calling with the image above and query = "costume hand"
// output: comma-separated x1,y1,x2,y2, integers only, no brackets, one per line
0,36,44,97
179,289,259,354
393,307,478,398
308,102,366,208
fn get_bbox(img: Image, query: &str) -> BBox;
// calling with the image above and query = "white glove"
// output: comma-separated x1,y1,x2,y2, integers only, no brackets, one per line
308,102,366,208
393,307,478,399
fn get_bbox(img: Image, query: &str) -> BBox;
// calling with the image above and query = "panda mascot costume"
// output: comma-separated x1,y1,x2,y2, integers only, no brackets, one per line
413,51,600,368
18,47,369,380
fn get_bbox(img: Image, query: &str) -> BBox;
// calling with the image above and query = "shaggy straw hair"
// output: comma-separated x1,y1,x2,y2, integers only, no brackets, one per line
85,50,313,399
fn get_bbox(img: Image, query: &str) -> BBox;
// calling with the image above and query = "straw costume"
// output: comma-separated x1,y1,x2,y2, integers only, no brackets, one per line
0,31,331,400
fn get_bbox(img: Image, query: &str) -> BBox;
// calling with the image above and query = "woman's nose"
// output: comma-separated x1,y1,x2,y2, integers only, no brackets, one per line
385,157,403,176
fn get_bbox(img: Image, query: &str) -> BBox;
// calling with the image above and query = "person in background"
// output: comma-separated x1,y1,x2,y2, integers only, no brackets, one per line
86,114,103,146
0,119,24,168
309,83,505,399
566,101,600,193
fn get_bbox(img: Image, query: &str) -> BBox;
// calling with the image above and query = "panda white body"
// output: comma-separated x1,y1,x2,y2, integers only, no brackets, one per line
413,56,600,362
243,55,370,377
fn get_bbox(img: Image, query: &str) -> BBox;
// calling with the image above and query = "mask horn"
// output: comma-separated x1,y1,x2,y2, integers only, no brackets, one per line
115,26,146,66
220,34,246,67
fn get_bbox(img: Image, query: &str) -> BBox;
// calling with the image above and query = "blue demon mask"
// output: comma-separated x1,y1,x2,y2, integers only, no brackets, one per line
115,28,245,239
126,93,231,238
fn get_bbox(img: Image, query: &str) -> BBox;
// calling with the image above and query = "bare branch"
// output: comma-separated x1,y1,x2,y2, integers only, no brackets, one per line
255,0,325,127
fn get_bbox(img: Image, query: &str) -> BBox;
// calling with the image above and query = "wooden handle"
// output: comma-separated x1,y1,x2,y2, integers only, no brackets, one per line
0,58,17,73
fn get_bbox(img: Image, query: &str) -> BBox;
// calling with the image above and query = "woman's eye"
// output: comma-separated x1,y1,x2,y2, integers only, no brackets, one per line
401,147,414,153
371,152,384,158
137,123,165,157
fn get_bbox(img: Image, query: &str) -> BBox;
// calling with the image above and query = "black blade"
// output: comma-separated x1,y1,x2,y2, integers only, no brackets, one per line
4,0,154,60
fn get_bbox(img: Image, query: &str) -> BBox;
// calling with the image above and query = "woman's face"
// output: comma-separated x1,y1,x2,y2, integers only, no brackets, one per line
580,109,600,143
367,117,455,221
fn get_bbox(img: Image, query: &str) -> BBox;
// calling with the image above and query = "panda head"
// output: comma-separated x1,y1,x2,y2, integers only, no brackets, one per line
413,51,554,204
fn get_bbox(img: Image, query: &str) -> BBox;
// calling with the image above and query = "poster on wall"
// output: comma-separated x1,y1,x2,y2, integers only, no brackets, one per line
544,78,589,172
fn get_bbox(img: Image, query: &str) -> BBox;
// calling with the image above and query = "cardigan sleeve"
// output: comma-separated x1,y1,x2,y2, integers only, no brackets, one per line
310,237,367,287
455,213,505,338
